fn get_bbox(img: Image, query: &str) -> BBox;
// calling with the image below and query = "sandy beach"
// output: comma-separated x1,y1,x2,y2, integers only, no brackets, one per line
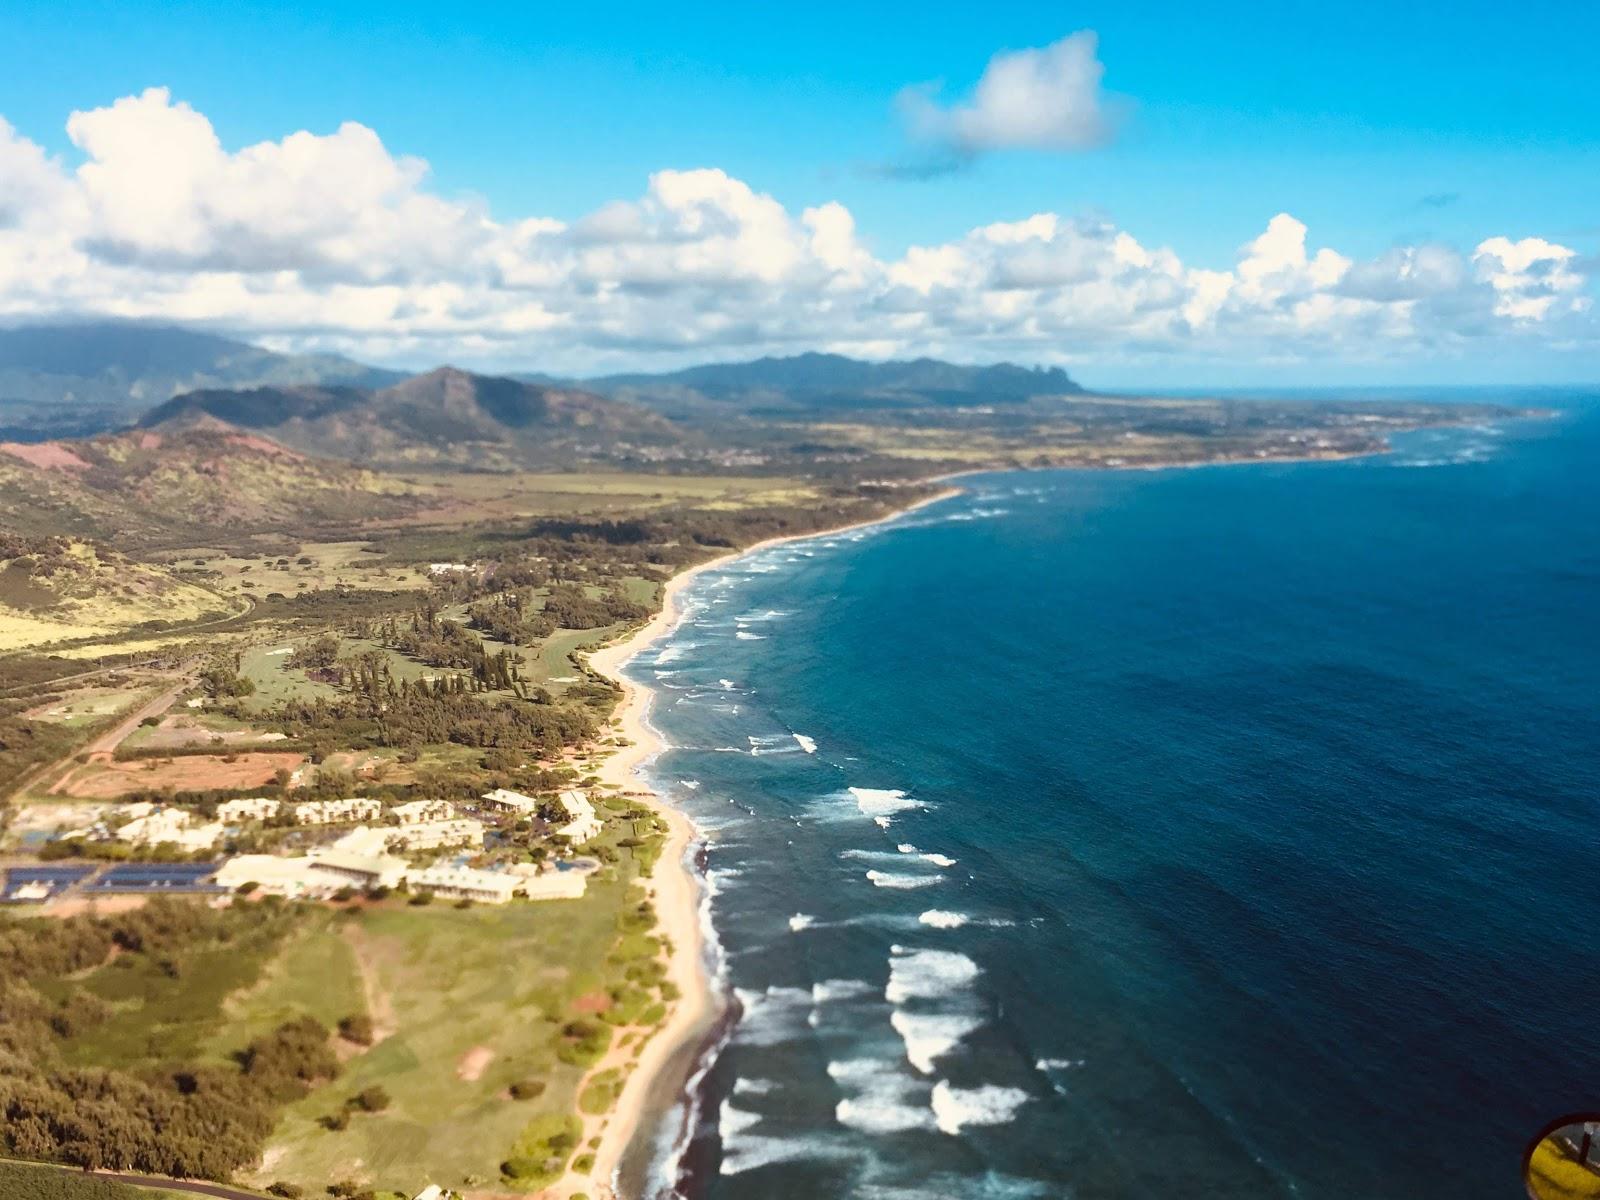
578,487,959,1198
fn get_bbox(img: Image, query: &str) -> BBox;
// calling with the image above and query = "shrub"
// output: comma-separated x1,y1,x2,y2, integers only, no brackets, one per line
350,1084,391,1113
338,1013,375,1045
269,1184,306,1198
509,1078,545,1100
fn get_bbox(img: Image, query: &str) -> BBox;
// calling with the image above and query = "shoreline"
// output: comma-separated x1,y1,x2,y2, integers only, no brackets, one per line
564,416,1492,1196
579,487,959,1198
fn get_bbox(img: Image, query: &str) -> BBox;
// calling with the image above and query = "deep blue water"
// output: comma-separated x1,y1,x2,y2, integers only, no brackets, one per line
626,393,1600,1200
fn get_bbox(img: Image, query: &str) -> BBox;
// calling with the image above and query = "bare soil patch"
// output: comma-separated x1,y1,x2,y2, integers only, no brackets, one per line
57,751,305,799
456,1045,495,1081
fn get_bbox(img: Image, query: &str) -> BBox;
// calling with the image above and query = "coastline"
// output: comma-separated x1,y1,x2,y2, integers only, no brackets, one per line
578,487,960,1199
566,415,1492,1197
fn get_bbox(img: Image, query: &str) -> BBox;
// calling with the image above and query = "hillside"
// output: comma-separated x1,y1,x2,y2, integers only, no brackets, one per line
0,322,404,441
141,366,689,469
584,351,1085,417
0,427,426,546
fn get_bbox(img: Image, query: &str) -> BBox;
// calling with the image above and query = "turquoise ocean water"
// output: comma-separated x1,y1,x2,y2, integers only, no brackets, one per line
624,390,1599,1199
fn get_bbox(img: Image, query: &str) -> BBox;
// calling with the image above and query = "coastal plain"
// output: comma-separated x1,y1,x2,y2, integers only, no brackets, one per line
0,352,1524,1199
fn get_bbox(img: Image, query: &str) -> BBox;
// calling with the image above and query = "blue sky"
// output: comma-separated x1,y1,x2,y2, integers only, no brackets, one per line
1,0,1596,384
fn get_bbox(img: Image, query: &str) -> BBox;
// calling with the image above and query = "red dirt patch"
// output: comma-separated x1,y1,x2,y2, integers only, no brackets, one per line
1,441,90,471
225,432,304,460
57,751,306,799
573,991,614,1014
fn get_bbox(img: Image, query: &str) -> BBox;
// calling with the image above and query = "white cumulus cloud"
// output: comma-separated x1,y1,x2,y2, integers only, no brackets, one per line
0,90,1591,376
898,32,1115,157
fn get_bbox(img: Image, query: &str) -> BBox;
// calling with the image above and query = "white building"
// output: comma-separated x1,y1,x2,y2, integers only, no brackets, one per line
407,865,517,905
329,825,394,856
307,846,409,891
215,854,327,899
554,790,602,846
387,818,485,852
294,797,383,825
217,796,281,823
480,788,539,816
507,861,589,900
391,799,456,825
116,808,224,851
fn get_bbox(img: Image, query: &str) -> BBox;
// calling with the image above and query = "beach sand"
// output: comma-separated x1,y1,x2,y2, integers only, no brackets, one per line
577,489,958,1199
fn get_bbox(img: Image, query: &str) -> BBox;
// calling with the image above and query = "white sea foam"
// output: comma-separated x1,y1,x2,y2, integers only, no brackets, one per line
886,946,981,1003
848,787,925,823
718,1130,840,1175
655,645,685,664
930,1081,1030,1135
1035,1057,1087,1071
788,913,815,932
719,1099,764,1137
678,779,701,790
889,1010,982,1074
736,631,766,640
732,985,815,1047
828,1059,935,1133
718,679,738,690
793,733,817,753
735,1077,778,1096
866,870,943,890
919,910,970,929
812,978,875,1004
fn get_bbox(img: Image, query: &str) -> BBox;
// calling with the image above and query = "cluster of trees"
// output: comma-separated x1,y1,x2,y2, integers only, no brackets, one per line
199,652,255,699
466,590,556,645
539,583,648,630
0,901,341,1181
272,681,595,757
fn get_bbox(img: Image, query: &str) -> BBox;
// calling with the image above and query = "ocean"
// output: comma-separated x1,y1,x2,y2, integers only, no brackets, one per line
622,389,1600,1200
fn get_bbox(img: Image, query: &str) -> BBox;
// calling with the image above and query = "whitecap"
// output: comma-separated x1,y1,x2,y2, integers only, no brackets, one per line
886,946,981,1003
788,913,815,932
719,1099,764,1137
919,910,970,929
812,978,875,1004
793,733,817,754
828,1059,935,1134
678,779,701,790
930,1081,1029,1135
736,631,766,640
735,1077,779,1096
732,985,815,1047
848,786,925,823
889,1010,982,1074
866,870,943,890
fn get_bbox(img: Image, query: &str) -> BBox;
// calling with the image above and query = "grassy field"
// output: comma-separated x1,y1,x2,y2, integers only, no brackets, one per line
162,540,435,600
0,1161,198,1200
0,542,240,653
243,816,670,1196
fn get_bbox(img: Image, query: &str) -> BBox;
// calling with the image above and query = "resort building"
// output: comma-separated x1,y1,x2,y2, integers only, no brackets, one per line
554,790,602,845
391,798,457,825
217,796,281,823
329,826,393,856
116,808,224,851
293,797,384,825
387,818,485,852
407,864,517,904
215,854,326,899
306,846,409,891
480,787,539,815
507,860,589,900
